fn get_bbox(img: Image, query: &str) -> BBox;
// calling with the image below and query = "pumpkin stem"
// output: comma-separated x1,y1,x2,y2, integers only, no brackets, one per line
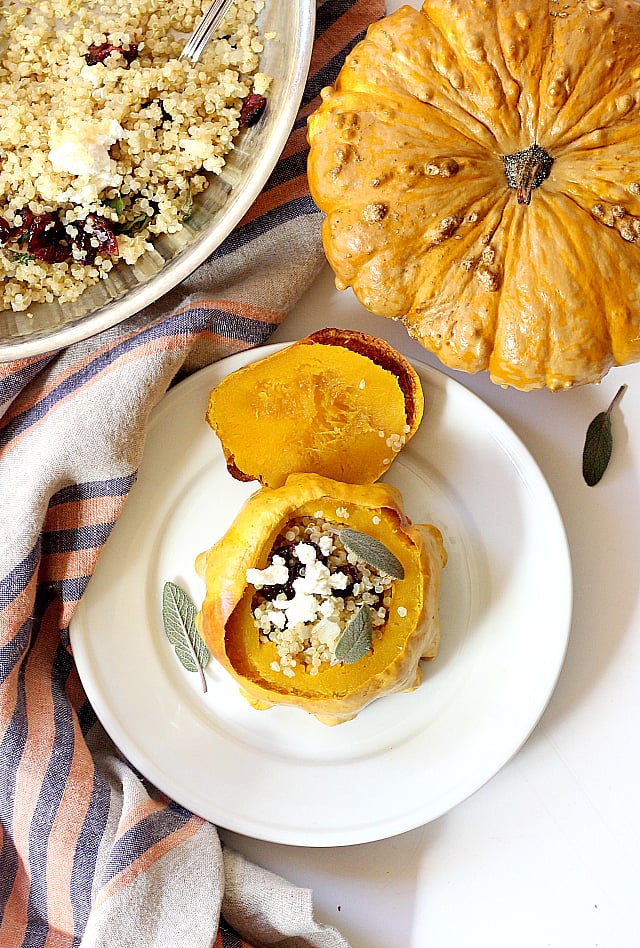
502,143,553,205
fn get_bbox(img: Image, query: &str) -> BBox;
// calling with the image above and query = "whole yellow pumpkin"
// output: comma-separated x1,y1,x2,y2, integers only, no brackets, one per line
195,473,447,725
307,0,640,391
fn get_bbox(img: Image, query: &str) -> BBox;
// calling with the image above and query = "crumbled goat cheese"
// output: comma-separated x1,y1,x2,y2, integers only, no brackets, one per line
319,534,334,557
48,118,124,203
246,555,289,588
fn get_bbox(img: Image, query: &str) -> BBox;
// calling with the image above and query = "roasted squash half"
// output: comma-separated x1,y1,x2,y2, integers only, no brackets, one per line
196,474,447,725
205,328,424,487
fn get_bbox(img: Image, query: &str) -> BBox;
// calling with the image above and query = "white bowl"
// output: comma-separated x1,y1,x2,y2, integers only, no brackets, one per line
0,1,315,361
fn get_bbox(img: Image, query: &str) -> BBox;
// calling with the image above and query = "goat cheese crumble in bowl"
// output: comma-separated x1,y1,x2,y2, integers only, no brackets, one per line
0,0,315,358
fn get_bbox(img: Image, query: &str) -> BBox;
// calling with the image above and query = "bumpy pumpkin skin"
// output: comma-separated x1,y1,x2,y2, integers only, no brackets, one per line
307,0,640,391
195,474,447,725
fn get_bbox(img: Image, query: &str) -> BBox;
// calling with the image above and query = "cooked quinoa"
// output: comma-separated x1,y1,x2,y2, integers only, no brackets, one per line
247,517,398,677
0,0,269,311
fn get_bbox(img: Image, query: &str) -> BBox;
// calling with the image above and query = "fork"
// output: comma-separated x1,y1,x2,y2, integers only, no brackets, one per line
180,0,236,64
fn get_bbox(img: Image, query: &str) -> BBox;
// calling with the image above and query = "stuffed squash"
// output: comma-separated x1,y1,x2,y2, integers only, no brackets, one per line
196,473,447,725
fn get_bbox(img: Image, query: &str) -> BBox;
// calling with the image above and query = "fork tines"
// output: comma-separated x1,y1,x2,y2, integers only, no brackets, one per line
180,0,235,64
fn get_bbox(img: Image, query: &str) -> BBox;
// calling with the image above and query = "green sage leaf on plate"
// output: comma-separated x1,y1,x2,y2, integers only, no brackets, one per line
339,527,405,580
335,603,373,664
162,581,210,692
582,384,627,486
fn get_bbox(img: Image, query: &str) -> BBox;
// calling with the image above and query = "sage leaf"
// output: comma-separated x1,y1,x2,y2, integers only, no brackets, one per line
339,528,405,580
335,603,373,664
582,384,627,486
162,581,210,692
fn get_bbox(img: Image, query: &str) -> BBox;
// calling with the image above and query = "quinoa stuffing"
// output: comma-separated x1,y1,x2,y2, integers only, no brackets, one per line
247,516,399,678
0,0,270,311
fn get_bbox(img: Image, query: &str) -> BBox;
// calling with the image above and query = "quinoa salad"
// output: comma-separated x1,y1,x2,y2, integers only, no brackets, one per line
0,0,270,311
247,515,399,678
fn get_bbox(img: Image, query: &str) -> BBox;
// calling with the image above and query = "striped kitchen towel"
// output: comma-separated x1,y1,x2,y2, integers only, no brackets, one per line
0,2,384,946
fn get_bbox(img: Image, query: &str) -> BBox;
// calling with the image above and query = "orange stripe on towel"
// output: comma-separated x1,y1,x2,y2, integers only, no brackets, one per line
0,569,36,648
41,548,102,587
114,795,173,843
171,297,282,326
44,493,129,535
311,0,379,75
2,332,193,458
0,572,38,743
95,815,206,908
64,663,87,716
273,125,310,167
0,603,61,946
242,173,312,228
2,313,189,429
0,354,47,382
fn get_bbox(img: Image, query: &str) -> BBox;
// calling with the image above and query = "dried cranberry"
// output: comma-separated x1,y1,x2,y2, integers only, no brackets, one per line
0,209,118,265
9,208,33,242
257,541,326,602
258,545,301,601
69,215,118,264
239,92,267,128
27,213,71,263
85,42,139,66
141,98,173,126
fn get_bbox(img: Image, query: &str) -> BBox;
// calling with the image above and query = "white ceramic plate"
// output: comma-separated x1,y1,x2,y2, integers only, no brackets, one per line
70,345,572,846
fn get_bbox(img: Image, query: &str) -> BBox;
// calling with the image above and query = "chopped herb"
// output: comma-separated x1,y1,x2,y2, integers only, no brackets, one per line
104,196,125,217
180,187,193,222
114,213,151,236
5,250,35,264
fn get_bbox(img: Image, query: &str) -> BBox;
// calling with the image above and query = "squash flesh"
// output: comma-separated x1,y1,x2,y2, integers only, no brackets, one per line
206,334,423,486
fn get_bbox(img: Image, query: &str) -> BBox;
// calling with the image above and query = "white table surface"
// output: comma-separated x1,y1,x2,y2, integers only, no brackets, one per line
219,4,640,943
